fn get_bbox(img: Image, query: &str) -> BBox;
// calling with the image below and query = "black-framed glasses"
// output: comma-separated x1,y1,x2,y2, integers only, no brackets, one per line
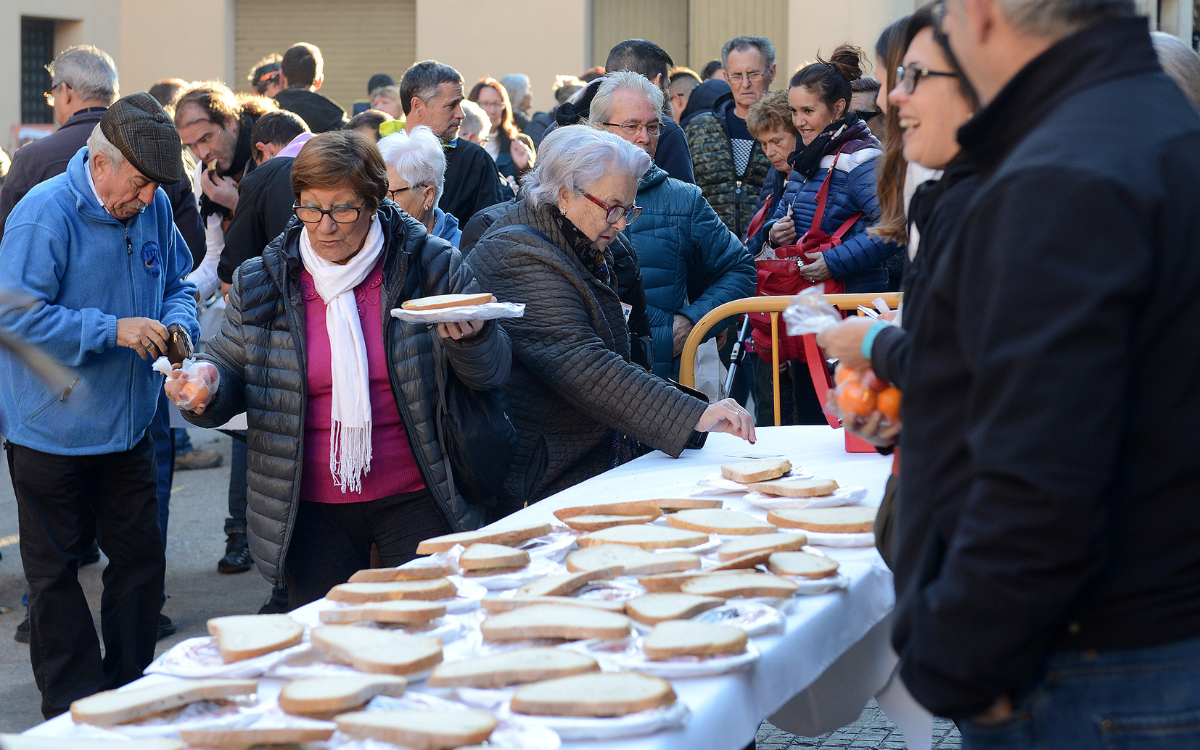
43,81,71,107
855,109,883,122
387,183,428,201
581,191,642,226
896,65,958,95
601,120,662,138
727,70,768,86
293,202,367,224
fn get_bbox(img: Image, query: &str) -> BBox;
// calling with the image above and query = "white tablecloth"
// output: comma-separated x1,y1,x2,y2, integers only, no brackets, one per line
26,426,914,749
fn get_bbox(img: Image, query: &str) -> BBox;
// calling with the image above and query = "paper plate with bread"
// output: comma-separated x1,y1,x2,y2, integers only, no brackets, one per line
390,292,524,324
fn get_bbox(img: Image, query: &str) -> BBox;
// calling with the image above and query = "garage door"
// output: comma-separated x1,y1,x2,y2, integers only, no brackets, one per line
235,0,416,118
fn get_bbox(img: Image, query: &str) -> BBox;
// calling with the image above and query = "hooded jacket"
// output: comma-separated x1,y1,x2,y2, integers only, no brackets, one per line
685,92,773,238
625,166,755,378
273,88,349,133
432,207,461,248
0,148,200,455
183,202,510,586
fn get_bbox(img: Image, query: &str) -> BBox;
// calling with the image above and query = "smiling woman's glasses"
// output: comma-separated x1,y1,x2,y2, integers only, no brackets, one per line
896,65,958,95
581,192,642,226
293,203,366,224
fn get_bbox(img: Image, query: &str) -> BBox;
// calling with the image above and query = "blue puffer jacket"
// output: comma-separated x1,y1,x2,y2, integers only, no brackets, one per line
765,122,900,292
624,166,755,378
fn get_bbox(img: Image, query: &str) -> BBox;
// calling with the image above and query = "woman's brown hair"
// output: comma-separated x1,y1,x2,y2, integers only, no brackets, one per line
789,44,867,116
291,130,388,214
468,77,521,148
746,90,797,139
870,16,911,244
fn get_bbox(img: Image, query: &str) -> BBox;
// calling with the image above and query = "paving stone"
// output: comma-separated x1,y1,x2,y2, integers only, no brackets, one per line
755,701,961,749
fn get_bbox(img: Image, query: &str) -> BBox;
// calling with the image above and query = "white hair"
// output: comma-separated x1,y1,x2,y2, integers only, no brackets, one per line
86,124,125,172
376,125,446,204
995,0,1134,37
521,125,651,210
1152,31,1200,114
589,71,665,126
458,99,489,140
499,74,530,108
48,46,119,104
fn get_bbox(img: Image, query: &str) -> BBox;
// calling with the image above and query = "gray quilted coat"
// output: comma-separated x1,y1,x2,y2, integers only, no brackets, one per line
470,199,708,507
184,203,511,585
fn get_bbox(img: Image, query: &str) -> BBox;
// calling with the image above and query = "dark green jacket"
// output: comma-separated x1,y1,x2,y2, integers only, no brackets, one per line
685,92,773,239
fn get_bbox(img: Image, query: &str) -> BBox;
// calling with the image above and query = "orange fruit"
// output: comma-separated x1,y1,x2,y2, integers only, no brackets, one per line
877,387,902,422
835,365,861,385
836,382,877,418
180,381,210,405
862,369,890,392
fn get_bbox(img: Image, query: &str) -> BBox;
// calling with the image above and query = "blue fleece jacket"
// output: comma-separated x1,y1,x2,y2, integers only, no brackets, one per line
432,207,462,248
0,147,200,455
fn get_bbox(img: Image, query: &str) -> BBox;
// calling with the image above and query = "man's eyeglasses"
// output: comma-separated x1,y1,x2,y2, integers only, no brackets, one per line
43,82,71,108
388,183,428,201
293,203,367,224
601,120,661,138
581,191,642,226
896,65,958,95
727,71,768,86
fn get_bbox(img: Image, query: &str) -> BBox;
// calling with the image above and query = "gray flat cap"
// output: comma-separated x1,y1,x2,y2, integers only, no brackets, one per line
100,92,184,184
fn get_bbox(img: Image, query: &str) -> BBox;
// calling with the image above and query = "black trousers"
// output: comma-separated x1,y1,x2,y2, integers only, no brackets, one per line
284,489,450,609
7,434,164,719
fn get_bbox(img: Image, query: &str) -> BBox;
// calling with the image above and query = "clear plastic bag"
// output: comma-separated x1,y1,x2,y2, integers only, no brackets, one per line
154,357,220,411
781,287,842,337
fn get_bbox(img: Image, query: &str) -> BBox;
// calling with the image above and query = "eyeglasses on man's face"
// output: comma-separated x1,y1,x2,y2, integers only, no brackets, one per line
896,65,958,95
581,191,642,226
601,120,662,138
727,70,768,86
43,81,72,108
293,203,367,224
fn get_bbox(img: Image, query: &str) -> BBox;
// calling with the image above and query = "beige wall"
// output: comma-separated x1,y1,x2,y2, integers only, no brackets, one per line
786,0,916,80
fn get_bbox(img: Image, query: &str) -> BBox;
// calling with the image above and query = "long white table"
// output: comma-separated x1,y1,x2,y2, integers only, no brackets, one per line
26,426,923,748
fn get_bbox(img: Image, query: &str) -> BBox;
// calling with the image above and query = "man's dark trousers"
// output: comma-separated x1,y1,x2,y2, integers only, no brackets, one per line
7,433,164,719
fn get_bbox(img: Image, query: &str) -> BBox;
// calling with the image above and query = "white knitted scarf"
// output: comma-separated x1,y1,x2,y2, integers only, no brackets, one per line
298,218,385,493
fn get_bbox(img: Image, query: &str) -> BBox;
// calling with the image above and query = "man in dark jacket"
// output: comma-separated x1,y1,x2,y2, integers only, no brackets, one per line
895,0,1200,741
686,36,776,240
400,61,505,223
272,43,348,133
605,40,696,184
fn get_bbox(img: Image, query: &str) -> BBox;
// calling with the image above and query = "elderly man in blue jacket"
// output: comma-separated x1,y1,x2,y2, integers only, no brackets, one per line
0,93,200,719
591,71,755,380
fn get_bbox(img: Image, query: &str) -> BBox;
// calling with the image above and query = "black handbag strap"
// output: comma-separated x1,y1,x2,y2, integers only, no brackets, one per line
428,331,459,504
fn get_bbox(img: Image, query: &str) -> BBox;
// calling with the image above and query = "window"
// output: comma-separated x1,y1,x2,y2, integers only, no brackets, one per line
21,18,54,124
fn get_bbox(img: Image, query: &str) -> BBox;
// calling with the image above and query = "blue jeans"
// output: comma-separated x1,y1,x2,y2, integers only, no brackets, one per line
226,433,247,535
959,631,1200,749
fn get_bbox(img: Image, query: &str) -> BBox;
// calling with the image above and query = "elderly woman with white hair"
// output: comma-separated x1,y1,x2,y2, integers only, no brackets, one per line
470,125,755,513
377,125,462,247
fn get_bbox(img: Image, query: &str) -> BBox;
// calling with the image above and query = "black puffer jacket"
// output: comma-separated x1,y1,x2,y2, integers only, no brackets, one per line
185,203,511,585
470,199,708,507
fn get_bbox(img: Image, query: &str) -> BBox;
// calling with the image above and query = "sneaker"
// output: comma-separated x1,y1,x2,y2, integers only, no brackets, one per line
81,539,101,566
174,448,223,471
257,586,289,615
14,617,28,644
217,533,253,574
157,613,176,641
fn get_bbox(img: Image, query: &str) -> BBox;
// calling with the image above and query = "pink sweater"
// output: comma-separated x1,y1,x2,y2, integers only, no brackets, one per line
301,258,425,503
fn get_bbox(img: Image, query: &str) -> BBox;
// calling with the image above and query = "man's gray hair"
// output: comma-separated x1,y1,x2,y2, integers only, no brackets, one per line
377,125,447,204
1151,31,1200,114
399,60,463,116
522,125,651,210
499,74,531,108
458,100,489,141
589,71,665,127
995,0,1135,37
721,36,777,70
48,45,119,105
86,124,125,172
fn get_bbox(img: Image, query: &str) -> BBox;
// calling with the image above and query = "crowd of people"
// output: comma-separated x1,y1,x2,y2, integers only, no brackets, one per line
2,1,1200,747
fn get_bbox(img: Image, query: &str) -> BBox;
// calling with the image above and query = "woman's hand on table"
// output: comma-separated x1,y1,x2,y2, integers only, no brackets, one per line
696,398,756,443
816,317,877,371
437,318,485,340
843,409,901,447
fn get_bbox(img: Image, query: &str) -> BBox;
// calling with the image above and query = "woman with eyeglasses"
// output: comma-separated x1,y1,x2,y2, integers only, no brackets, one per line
467,77,536,185
377,126,462,247
167,130,511,608
470,125,756,514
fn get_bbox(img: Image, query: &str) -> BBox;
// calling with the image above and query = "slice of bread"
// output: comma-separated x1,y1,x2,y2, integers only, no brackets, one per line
748,477,839,497
648,497,724,511
459,543,530,572
560,513,659,531
481,596,626,614
767,551,841,579
481,604,632,642
310,626,442,675
663,509,776,536
416,522,552,555
206,615,303,663
0,739,183,750
70,678,257,727
516,566,621,597
400,292,496,311
709,550,772,571
578,524,709,550
716,532,808,562
510,672,675,717
680,572,799,600
337,709,497,750
349,562,453,583
553,501,663,532
427,647,599,688
326,579,457,603
318,600,446,626
566,545,700,576
177,728,334,747
721,458,791,484
624,593,724,625
767,506,878,533
642,620,748,660
637,570,742,593
279,675,407,716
